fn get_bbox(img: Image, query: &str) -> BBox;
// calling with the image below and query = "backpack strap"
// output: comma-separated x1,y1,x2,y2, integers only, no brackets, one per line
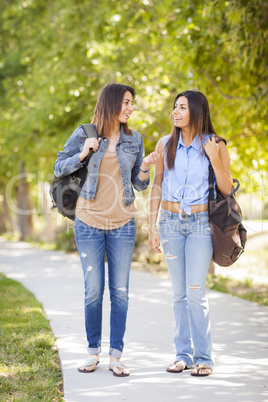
208,162,214,213
80,123,98,139
215,136,226,145
208,136,240,213
207,137,227,213
79,124,98,164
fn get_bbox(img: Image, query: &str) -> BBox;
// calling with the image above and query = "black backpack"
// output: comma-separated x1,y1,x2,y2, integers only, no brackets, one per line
50,124,98,221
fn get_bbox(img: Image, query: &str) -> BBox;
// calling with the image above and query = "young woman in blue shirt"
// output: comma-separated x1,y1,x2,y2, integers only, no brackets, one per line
149,90,233,376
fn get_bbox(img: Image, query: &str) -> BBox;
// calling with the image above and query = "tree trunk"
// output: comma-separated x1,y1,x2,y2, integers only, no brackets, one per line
0,184,15,234
0,185,7,233
17,162,34,240
41,181,57,242
208,260,215,275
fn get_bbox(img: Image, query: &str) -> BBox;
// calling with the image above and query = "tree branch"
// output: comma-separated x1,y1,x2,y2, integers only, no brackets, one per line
197,67,243,100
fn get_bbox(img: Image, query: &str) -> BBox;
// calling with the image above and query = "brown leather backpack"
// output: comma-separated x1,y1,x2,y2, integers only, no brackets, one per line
208,139,247,267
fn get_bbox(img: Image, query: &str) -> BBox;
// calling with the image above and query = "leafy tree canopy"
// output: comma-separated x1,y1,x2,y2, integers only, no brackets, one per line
0,0,267,192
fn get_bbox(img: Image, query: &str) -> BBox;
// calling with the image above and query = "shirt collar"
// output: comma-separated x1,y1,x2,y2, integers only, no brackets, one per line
177,132,202,151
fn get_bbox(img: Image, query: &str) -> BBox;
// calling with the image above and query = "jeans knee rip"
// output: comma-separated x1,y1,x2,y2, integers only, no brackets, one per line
118,287,127,292
189,285,201,290
81,252,87,258
87,266,93,272
165,253,177,260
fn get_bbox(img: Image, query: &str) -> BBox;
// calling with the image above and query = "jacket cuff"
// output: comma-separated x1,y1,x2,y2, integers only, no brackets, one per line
73,153,84,169
133,177,150,191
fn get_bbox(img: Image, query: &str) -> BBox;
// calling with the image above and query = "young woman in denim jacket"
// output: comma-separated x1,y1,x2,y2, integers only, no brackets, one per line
149,90,233,377
54,83,159,377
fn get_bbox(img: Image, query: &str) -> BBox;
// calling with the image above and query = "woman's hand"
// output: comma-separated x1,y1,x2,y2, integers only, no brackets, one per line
84,137,101,153
79,138,101,161
149,227,162,253
203,136,219,162
142,152,160,168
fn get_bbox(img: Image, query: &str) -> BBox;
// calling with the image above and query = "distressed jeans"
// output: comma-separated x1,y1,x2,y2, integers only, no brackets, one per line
158,208,214,368
74,217,135,358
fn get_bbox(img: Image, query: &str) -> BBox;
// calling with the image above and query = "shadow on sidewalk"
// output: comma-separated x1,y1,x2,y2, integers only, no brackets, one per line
0,239,267,402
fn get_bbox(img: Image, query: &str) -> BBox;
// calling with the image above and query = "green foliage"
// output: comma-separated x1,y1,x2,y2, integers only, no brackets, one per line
206,273,268,306
0,273,63,401
0,0,267,193
55,228,77,252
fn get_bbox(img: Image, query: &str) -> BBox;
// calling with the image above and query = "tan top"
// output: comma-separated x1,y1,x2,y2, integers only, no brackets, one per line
76,150,136,229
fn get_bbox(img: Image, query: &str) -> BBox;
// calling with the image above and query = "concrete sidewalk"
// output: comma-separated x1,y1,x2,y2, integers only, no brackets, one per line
0,238,268,402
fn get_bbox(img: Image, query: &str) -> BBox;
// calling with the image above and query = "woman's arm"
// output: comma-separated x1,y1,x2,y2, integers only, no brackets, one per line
132,136,160,191
53,128,84,178
54,127,100,178
204,137,233,195
149,139,164,253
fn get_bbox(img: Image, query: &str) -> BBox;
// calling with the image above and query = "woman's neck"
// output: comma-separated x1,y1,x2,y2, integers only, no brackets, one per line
181,127,196,147
106,122,121,138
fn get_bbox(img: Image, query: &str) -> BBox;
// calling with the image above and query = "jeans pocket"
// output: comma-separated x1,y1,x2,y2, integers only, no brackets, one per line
197,212,209,223
74,215,82,225
159,209,170,224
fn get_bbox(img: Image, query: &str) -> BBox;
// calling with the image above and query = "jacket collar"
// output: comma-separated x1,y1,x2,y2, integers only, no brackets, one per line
118,124,134,143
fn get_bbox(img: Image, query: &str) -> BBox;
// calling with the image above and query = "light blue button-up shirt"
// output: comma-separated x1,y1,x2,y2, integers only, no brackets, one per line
162,133,214,218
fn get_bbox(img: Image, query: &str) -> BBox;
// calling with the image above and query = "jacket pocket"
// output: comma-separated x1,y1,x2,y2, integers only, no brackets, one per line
123,146,139,154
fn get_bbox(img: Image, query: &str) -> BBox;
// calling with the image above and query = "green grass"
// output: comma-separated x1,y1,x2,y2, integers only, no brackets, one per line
0,273,63,401
206,274,268,306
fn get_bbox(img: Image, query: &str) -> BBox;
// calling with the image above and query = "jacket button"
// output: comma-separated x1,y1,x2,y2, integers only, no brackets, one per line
93,179,96,182
100,149,103,152
94,164,96,167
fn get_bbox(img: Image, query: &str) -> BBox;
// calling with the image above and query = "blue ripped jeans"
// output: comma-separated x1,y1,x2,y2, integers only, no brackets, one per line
158,208,214,368
74,217,135,358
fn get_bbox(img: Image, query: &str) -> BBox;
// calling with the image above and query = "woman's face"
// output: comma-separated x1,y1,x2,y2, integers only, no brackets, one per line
116,91,134,124
172,96,190,130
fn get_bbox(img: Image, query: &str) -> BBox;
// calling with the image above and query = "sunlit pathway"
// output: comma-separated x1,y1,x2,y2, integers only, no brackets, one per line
1,238,267,402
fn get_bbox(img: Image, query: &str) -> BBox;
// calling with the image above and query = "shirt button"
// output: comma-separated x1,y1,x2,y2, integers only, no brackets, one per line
93,179,96,182
94,164,96,167
100,149,103,152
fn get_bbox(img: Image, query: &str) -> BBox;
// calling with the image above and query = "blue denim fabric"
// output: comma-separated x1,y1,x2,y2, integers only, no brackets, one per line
53,125,149,206
74,216,135,358
158,208,214,368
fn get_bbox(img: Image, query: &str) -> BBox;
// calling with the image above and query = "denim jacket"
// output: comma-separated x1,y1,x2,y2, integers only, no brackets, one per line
53,124,150,206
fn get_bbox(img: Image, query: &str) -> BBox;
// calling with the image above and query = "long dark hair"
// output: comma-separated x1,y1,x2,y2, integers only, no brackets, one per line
165,90,217,169
92,83,136,137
